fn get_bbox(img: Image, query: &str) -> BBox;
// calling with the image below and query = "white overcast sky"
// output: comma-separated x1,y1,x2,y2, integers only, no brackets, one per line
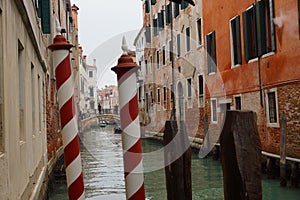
72,0,143,88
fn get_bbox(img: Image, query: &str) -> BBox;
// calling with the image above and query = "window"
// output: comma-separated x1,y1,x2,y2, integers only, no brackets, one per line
151,0,156,5
145,26,151,43
234,96,242,110
266,90,278,124
149,56,153,74
211,99,217,123
145,60,148,75
157,88,160,104
90,87,94,97
187,78,192,108
153,18,158,36
198,75,204,107
177,34,181,57
174,3,180,18
18,41,25,141
156,50,160,69
242,0,276,62
166,4,171,25
31,64,35,137
162,46,166,65
151,91,153,104
163,86,167,103
206,31,217,74
158,12,164,31
41,0,51,34
186,27,191,52
89,71,93,77
90,101,95,110
197,18,202,45
169,40,173,61
145,0,150,13
230,16,242,66
181,1,189,9
38,76,42,133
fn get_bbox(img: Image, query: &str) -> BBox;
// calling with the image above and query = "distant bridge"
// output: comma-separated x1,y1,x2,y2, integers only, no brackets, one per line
80,114,120,130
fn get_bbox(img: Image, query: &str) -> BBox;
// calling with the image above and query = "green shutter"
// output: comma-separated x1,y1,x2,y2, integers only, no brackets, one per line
174,3,180,18
186,27,190,52
166,4,171,24
145,0,150,13
206,34,212,73
177,34,181,57
255,1,267,56
212,31,217,72
242,10,252,62
41,0,51,34
236,16,242,64
151,0,156,5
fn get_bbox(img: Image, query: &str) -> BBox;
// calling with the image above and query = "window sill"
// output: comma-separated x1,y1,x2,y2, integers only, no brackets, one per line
211,120,218,124
208,72,216,76
248,58,258,63
267,122,280,128
231,64,241,69
262,51,275,59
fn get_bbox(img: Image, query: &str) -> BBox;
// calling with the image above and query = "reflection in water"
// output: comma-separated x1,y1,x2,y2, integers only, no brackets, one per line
49,126,300,199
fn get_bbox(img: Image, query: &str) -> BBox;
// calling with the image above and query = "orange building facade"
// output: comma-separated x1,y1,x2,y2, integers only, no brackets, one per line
203,0,300,158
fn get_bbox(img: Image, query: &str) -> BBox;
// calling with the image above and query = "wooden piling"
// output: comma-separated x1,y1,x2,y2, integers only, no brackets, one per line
164,120,192,200
220,111,262,200
280,112,287,187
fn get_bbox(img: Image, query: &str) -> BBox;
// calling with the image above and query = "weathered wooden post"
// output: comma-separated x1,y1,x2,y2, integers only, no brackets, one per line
164,120,192,200
280,112,287,187
220,111,262,200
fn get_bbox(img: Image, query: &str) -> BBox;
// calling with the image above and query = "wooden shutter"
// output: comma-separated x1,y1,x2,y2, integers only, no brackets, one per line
166,4,171,24
174,3,180,18
235,16,242,64
255,1,267,56
206,34,212,73
211,31,217,72
41,0,51,34
145,26,151,43
242,9,252,62
177,34,181,57
145,0,150,13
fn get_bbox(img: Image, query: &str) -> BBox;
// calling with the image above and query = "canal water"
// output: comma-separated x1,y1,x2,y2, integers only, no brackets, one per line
49,126,300,199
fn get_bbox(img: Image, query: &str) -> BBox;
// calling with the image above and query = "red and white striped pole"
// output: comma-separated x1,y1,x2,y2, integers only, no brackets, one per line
48,35,85,200
112,53,145,200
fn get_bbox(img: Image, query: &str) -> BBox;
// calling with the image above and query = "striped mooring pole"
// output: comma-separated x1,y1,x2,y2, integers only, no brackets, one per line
48,35,85,200
112,53,145,200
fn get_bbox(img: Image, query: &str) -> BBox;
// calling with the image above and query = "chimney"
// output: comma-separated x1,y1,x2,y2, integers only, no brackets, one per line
72,4,80,33
93,59,96,67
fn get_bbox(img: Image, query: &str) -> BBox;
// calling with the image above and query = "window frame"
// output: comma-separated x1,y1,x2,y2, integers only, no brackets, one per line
230,16,242,67
186,27,191,52
265,88,279,127
233,94,242,110
198,74,204,108
186,77,192,108
206,31,217,75
211,98,218,123
196,18,202,46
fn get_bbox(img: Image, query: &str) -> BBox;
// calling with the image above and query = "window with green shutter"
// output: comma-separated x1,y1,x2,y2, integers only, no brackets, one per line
186,27,190,52
151,0,156,5
174,3,180,18
41,0,51,34
243,0,275,61
206,31,217,74
169,40,173,61
145,26,151,43
145,0,150,13
181,1,189,9
230,16,242,66
156,50,160,69
153,18,158,36
166,4,171,25
177,34,181,57
163,46,166,65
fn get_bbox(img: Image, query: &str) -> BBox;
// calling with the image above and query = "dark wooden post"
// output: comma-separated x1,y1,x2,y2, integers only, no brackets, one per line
164,120,192,200
220,111,262,200
280,112,287,187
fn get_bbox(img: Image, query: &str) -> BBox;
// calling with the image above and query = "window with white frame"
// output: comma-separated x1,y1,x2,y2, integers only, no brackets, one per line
198,75,204,107
177,34,181,57
234,96,242,110
266,90,278,125
197,18,202,45
206,31,217,74
211,99,217,123
242,0,276,62
230,16,242,66
157,88,160,104
90,87,94,97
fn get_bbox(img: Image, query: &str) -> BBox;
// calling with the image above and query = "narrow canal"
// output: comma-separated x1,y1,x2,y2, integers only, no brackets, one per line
49,126,300,199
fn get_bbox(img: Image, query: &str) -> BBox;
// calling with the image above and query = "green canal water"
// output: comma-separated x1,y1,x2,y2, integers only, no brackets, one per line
49,127,300,199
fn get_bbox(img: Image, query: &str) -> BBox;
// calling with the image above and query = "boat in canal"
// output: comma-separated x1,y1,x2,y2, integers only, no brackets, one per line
99,120,107,127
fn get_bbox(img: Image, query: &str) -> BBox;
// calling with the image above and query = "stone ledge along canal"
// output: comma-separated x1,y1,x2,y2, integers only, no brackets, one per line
49,126,300,199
